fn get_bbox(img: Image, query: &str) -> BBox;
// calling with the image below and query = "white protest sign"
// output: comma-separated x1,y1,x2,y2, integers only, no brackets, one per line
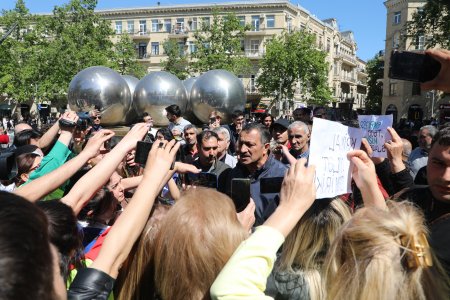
309,118,363,199
358,115,393,158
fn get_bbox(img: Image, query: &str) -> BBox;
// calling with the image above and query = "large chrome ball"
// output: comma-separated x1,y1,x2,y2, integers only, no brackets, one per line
134,71,188,127
122,75,140,124
190,70,246,124
68,66,131,126
183,77,202,125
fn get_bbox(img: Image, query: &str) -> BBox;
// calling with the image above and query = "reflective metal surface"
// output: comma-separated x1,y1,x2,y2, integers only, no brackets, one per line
122,75,140,124
182,77,202,125
68,66,131,126
190,70,246,124
134,71,188,127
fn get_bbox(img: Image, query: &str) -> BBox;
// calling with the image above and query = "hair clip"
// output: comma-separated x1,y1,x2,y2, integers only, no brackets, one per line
399,233,433,271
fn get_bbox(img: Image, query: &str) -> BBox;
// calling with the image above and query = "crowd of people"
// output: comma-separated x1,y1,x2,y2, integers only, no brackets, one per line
0,48,449,299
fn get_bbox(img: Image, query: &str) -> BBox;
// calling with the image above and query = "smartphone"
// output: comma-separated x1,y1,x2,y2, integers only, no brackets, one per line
231,178,251,213
389,50,441,82
135,141,153,166
260,177,284,194
186,172,218,189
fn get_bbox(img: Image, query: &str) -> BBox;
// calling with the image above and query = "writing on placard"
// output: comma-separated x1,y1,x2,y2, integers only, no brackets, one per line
358,115,393,158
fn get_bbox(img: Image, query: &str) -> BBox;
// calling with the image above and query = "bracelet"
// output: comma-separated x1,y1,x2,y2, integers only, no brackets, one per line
170,161,175,170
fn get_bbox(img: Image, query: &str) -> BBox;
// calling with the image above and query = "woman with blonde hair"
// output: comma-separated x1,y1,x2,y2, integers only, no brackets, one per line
153,187,248,300
323,200,450,300
266,197,351,300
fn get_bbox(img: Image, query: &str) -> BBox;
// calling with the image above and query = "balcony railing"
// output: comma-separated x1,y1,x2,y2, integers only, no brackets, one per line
245,49,265,58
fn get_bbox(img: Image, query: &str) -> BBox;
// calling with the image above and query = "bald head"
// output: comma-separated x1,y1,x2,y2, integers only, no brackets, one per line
401,138,412,160
14,123,32,134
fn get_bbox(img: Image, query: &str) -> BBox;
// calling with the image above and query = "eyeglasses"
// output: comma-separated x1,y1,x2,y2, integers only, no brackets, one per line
209,117,218,123
91,116,102,120
202,146,218,151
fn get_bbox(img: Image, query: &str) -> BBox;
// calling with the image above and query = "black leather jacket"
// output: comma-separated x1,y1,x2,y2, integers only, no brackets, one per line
68,268,115,300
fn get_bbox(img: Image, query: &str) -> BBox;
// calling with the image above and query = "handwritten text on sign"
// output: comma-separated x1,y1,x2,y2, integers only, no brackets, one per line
309,118,363,199
358,115,393,158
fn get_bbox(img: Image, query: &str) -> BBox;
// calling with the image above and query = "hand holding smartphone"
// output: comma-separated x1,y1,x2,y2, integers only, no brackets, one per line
389,50,441,83
135,141,153,166
231,178,251,213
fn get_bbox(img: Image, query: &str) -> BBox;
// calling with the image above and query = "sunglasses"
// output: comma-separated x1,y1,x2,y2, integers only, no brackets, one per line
91,116,102,120
209,117,218,123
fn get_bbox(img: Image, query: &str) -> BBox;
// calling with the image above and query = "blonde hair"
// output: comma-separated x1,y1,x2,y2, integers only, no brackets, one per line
277,198,351,300
153,188,247,300
324,201,450,300
115,203,171,300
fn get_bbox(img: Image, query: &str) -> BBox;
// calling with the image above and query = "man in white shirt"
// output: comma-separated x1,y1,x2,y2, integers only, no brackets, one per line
213,126,237,168
165,104,191,132
408,125,437,178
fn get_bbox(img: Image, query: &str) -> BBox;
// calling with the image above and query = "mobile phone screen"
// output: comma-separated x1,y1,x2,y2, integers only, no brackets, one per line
260,177,284,194
135,141,153,166
231,178,251,213
389,50,441,82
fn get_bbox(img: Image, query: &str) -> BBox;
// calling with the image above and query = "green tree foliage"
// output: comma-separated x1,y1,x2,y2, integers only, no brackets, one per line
406,0,450,49
111,33,145,78
365,53,384,114
0,0,43,102
257,30,331,106
161,39,189,80
190,11,251,75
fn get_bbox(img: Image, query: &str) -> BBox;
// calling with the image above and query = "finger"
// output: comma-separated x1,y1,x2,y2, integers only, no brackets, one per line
350,156,367,171
360,138,372,156
386,127,401,143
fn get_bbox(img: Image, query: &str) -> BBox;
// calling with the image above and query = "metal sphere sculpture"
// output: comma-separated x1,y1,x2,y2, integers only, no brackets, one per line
67,66,131,126
190,70,246,124
121,75,140,124
182,77,202,125
134,71,188,127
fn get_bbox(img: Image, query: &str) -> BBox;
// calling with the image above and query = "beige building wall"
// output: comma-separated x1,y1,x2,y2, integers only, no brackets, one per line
98,0,367,116
383,0,447,122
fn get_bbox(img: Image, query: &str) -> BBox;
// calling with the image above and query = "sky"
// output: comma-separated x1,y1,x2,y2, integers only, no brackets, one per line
1,0,387,61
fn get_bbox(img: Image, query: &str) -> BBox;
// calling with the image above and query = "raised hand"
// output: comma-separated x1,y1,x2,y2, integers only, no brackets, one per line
117,123,149,152
421,48,450,92
384,127,406,173
347,150,386,209
237,198,256,233
82,129,115,159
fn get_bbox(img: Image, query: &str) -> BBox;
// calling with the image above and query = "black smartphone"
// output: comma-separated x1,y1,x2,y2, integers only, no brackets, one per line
59,118,77,127
231,178,251,213
135,141,153,166
389,50,441,82
186,172,218,189
260,177,284,194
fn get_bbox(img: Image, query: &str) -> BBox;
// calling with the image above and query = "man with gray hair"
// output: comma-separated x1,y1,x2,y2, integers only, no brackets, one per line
213,126,237,168
408,125,438,178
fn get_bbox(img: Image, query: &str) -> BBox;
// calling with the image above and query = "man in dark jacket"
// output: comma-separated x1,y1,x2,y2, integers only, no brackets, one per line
397,126,450,277
225,123,287,226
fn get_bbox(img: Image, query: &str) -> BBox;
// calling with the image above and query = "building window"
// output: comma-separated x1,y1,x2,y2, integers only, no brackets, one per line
251,15,260,31
240,39,245,51
326,38,331,52
412,82,421,95
151,19,159,32
176,18,184,33
138,42,147,58
178,41,185,56
191,17,197,31
238,16,245,27
392,31,400,49
189,41,197,53
115,21,122,34
287,19,293,33
389,83,397,96
266,15,275,28
393,11,401,25
202,17,210,29
139,20,147,34
416,35,425,50
250,40,260,53
127,21,134,34
151,42,159,55
164,19,171,33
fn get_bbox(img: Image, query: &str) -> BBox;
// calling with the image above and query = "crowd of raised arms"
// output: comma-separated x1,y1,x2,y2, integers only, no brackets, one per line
0,48,449,300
